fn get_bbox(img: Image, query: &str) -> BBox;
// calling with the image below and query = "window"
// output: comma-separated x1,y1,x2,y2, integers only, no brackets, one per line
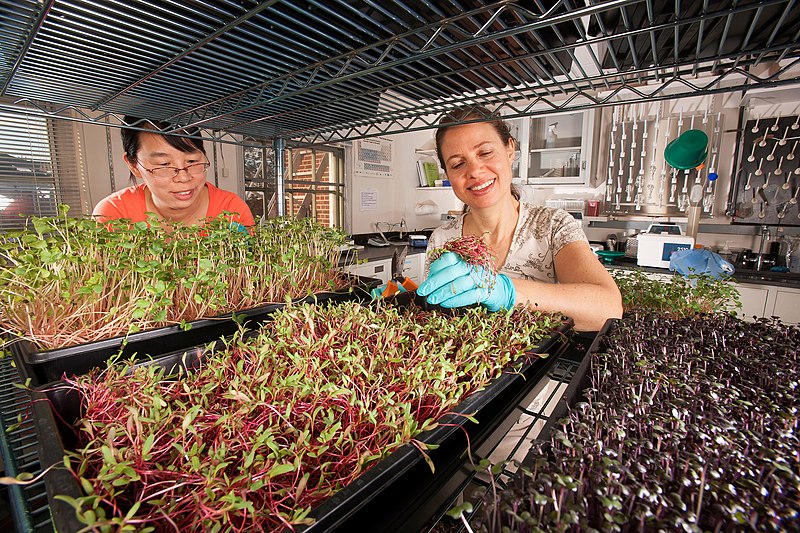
0,104,86,231
244,144,345,228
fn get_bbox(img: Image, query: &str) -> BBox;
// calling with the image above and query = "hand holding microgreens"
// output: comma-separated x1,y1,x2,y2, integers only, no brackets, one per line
419,236,516,312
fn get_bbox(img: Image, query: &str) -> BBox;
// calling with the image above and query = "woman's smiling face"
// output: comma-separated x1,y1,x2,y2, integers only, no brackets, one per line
438,122,515,210
124,131,208,214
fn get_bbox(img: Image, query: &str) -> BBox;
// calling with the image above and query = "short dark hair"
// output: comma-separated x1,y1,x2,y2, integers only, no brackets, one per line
121,116,206,165
434,105,520,208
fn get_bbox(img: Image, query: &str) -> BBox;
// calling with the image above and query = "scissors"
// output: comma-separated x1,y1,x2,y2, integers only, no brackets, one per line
370,246,419,299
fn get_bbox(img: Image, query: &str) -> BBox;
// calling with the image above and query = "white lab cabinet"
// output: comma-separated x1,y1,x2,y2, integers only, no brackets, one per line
343,252,426,286
733,283,769,321
401,252,425,285
733,282,800,324
507,109,595,186
344,258,392,284
768,287,800,324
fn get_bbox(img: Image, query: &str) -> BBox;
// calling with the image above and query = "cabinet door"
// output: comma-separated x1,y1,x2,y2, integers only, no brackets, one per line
361,258,392,284
343,258,392,284
401,253,424,285
734,284,769,321
522,109,594,186
769,288,800,324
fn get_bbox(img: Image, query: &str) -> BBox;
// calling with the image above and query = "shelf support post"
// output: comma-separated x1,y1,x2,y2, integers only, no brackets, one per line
274,136,285,217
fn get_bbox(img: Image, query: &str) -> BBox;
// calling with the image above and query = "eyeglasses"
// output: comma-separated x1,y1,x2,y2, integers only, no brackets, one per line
139,161,209,180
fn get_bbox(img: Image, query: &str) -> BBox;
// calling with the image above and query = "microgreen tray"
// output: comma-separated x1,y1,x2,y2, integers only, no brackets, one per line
11,274,380,386
31,295,572,533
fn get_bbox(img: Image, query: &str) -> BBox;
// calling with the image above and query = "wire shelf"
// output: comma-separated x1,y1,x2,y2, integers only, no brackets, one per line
430,333,595,532
0,354,54,533
1,0,798,146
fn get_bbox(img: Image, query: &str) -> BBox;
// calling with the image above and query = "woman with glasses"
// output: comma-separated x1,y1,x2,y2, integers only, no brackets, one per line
416,105,622,332
92,116,254,228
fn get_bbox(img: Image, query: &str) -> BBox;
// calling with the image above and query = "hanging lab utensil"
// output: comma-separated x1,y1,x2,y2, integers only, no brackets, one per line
787,140,798,161
751,184,761,204
758,184,770,205
779,126,789,146
685,183,703,239
766,140,779,161
736,191,754,218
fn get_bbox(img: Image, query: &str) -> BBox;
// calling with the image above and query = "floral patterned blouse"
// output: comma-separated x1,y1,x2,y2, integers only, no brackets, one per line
424,202,588,283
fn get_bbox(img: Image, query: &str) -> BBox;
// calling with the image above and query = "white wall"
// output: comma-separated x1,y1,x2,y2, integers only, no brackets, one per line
347,128,463,234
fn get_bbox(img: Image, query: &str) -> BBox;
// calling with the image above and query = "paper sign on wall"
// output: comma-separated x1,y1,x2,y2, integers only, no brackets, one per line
360,188,378,211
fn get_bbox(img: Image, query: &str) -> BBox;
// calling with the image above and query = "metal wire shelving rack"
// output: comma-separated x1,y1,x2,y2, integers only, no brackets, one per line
1,0,799,147
432,335,594,532
0,355,53,532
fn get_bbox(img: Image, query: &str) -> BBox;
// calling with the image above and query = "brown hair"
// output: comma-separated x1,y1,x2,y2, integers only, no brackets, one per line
434,105,520,210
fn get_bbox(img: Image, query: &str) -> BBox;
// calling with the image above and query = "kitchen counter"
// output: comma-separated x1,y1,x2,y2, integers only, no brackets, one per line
344,247,800,289
339,243,427,266
604,256,800,288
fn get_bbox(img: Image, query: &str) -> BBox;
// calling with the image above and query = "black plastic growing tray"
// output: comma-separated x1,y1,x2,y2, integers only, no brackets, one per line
31,295,573,533
11,275,380,387
518,317,616,470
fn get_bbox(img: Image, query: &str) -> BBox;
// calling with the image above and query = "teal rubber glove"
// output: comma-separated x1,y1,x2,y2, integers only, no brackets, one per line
417,252,516,312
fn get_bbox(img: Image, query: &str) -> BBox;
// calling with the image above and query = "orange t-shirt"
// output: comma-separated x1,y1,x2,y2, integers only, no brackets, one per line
92,183,255,227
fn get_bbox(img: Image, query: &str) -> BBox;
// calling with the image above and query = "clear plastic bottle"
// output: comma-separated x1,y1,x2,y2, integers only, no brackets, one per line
546,122,558,148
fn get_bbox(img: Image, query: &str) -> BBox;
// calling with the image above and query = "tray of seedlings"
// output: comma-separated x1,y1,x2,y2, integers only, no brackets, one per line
448,295,800,530
30,289,572,533
0,211,378,386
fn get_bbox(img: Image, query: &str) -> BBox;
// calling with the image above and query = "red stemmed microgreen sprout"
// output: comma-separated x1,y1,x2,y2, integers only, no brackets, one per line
53,299,567,531
429,235,498,289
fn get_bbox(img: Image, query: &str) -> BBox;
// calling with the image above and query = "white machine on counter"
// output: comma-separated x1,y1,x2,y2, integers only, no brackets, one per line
636,223,695,268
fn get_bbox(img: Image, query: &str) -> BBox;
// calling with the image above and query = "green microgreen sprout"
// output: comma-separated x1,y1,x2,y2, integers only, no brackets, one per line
0,208,349,351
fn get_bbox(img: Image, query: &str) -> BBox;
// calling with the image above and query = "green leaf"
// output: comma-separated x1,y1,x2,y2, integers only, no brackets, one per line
141,434,155,458
268,463,295,478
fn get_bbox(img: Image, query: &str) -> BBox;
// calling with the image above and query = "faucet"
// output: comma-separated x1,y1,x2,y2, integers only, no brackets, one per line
755,225,771,271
